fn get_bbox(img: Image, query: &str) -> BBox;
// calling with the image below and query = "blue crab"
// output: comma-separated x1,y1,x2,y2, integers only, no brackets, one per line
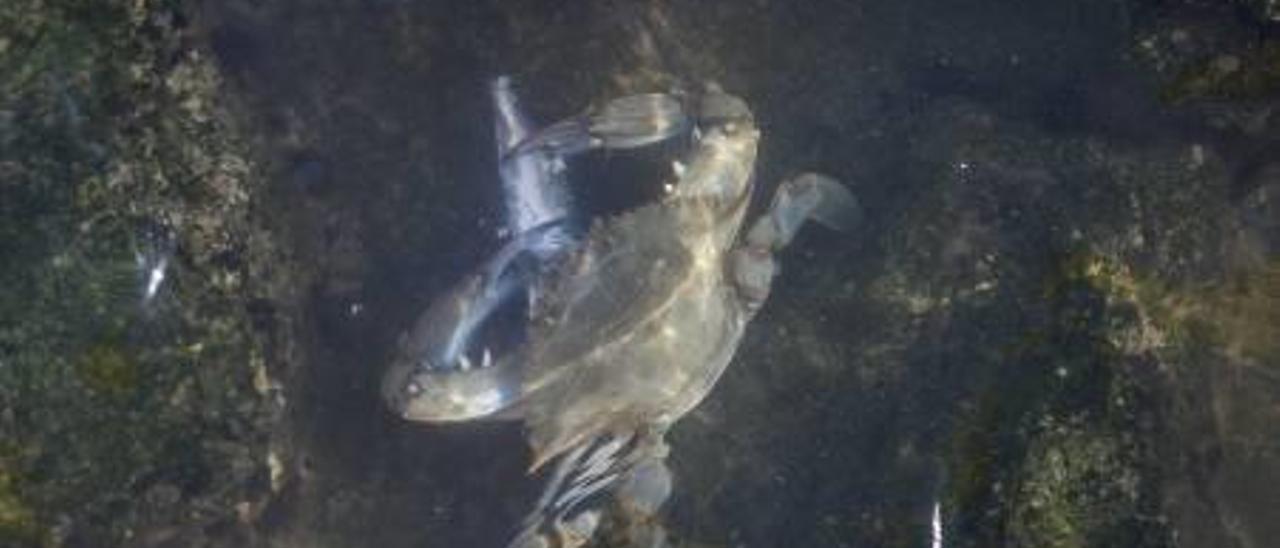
383,78,860,547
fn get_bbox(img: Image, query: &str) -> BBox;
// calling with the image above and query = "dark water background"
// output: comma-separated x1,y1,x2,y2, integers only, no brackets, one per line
2,0,1277,547
198,1,1277,547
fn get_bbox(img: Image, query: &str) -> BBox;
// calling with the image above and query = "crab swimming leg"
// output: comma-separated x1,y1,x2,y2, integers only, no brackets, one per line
507,431,673,548
609,449,674,547
730,173,863,310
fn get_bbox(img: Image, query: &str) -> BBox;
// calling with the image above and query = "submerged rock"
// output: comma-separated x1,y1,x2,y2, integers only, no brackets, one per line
0,1,285,545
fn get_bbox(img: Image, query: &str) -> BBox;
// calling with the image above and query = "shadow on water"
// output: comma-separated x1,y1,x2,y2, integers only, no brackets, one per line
192,0,1278,546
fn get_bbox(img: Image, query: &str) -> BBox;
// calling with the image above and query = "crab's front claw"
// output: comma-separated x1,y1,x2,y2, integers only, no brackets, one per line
510,93,689,158
381,220,574,422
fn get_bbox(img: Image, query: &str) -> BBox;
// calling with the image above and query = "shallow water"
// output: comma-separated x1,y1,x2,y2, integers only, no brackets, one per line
199,1,1280,546
3,0,1278,547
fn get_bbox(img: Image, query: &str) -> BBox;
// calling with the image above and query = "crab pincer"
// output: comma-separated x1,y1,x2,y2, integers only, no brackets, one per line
509,93,690,158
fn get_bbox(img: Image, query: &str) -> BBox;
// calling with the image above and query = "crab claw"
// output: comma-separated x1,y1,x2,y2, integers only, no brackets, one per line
509,93,689,158
382,220,572,422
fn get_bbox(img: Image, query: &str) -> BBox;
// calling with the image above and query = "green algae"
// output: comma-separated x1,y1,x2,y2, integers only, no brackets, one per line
75,339,139,399
1194,260,1280,364
0,0,277,545
948,239,1277,547
0,465,42,547
1008,420,1143,548
1161,44,1280,103
953,248,1278,548
944,246,1171,547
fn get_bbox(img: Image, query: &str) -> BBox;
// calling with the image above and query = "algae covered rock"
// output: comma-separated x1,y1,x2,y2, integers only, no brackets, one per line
0,1,283,545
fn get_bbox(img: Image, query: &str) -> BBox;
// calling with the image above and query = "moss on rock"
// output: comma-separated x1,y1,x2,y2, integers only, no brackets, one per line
0,0,281,545
1008,419,1143,548
1161,44,1280,103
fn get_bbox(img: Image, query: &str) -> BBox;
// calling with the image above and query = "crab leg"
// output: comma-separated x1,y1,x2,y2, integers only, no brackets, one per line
731,173,862,309
508,431,672,548
610,453,674,547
